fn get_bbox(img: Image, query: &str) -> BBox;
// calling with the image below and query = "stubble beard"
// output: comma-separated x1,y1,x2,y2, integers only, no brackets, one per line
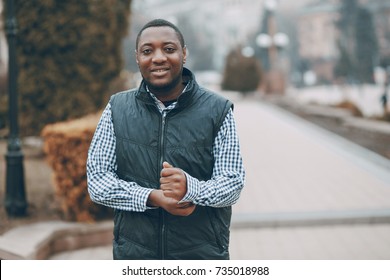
145,70,183,98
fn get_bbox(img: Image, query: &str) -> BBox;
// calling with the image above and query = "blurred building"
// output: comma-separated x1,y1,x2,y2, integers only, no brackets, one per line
368,1,390,64
296,0,390,84
132,0,263,71
297,1,339,84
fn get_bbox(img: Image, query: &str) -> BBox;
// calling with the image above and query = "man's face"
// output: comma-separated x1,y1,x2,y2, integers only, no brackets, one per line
136,26,187,96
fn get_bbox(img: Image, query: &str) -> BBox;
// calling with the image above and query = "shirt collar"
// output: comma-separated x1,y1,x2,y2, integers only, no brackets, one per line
146,84,188,112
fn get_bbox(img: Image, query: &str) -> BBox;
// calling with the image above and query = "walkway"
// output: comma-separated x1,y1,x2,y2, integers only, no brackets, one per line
230,96,390,259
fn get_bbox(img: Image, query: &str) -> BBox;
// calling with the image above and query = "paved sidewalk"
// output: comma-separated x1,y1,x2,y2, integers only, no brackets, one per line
229,97,390,259
234,98,390,215
2,95,390,260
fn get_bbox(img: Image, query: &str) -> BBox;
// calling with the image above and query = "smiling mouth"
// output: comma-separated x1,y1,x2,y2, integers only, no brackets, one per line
151,68,169,73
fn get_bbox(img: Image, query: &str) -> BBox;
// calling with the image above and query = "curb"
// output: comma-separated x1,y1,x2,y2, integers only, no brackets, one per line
232,209,390,229
0,220,113,260
2,209,390,259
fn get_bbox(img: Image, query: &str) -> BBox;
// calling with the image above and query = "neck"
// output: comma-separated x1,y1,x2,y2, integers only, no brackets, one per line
151,83,185,102
147,74,186,102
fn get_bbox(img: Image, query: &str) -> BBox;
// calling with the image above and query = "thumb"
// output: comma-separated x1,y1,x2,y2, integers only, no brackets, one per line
163,161,173,169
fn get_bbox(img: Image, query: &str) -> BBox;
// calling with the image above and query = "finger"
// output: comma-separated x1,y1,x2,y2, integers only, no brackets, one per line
161,167,179,178
178,202,194,209
160,176,171,185
163,161,173,169
160,184,172,191
161,189,175,198
161,162,174,177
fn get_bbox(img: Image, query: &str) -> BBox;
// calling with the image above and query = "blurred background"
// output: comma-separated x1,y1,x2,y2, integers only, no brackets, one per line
0,0,389,136
0,0,390,260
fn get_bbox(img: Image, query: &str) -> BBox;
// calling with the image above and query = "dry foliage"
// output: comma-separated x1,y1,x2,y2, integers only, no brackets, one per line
335,100,363,117
41,112,112,222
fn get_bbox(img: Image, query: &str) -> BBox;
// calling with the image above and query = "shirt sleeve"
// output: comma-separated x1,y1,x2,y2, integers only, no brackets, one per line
86,103,155,212
180,108,245,207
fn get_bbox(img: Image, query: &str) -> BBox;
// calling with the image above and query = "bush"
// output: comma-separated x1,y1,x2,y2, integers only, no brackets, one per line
221,48,262,94
335,100,363,117
41,112,112,222
10,0,131,136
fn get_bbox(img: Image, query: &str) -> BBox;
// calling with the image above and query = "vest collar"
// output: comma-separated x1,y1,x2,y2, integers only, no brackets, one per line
136,68,199,109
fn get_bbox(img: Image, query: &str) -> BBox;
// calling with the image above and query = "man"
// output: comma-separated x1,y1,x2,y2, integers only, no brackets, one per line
87,19,245,260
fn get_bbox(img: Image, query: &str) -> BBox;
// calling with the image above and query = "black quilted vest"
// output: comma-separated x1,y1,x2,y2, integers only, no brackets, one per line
111,68,233,259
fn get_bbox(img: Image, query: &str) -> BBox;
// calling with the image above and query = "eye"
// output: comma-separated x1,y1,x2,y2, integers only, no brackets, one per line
141,49,152,55
165,47,176,53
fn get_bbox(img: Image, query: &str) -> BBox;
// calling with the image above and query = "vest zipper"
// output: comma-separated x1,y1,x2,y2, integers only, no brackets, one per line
160,111,167,168
159,110,168,260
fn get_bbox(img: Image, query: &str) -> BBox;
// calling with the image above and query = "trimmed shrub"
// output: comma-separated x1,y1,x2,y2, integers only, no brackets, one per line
41,112,110,222
221,48,262,94
335,100,363,117
11,0,131,136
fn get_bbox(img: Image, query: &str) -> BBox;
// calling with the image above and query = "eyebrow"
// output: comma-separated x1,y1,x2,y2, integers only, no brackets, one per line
139,40,180,48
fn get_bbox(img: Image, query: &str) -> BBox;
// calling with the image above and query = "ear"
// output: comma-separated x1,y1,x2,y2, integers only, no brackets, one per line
182,45,187,64
135,49,139,65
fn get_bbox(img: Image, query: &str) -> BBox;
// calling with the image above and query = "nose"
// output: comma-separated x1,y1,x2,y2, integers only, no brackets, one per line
152,49,167,63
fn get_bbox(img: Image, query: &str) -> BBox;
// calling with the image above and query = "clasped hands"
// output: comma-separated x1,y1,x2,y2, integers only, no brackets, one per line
147,162,196,216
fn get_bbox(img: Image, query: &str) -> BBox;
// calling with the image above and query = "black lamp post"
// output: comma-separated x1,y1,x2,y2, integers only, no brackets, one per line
4,0,27,217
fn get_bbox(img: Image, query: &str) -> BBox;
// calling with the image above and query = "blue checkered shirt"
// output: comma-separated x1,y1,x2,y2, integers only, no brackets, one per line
87,92,245,212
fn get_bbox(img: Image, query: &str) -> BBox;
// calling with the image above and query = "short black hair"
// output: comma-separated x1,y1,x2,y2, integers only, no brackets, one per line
136,18,185,49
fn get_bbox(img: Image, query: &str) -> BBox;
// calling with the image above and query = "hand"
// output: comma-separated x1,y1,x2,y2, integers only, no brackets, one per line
160,161,187,201
162,198,196,216
147,190,196,216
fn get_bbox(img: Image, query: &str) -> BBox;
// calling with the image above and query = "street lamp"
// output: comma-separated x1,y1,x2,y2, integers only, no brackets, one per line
241,46,255,58
256,0,289,94
4,0,27,217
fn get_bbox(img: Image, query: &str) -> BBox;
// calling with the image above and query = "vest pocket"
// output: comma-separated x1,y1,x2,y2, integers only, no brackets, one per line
206,207,225,251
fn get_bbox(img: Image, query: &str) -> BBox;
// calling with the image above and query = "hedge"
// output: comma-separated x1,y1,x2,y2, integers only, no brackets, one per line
9,0,131,136
221,47,263,94
41,111,110,222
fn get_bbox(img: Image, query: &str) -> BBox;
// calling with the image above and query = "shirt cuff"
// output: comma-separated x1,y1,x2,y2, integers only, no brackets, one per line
180,172,200,203
141,188,159,211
